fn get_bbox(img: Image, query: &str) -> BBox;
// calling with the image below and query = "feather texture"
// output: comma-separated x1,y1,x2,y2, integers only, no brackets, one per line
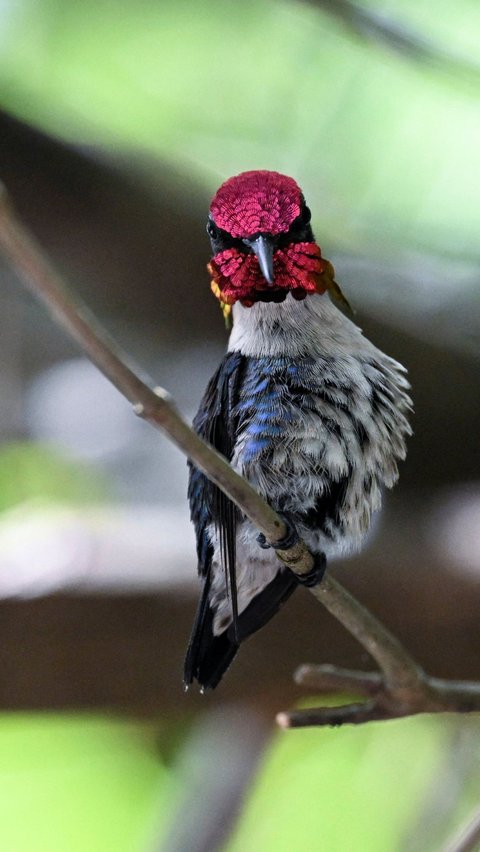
185,293,412,689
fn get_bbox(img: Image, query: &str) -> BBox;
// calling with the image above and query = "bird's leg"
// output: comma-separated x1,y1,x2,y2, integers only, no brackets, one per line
256,513,326,587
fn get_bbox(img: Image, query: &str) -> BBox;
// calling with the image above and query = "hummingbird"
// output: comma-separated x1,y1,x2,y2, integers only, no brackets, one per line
184,170,412,690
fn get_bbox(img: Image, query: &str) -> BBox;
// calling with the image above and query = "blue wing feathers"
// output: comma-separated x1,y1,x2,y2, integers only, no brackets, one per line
185,352,359,688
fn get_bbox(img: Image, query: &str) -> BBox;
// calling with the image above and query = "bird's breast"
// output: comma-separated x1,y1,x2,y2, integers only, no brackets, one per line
231,354,355,506
228,348,411,554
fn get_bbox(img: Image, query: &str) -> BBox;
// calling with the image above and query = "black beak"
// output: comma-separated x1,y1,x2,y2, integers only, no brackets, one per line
243,234,275,285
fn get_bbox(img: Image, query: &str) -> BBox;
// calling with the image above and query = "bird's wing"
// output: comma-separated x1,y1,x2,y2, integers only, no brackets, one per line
185,351,245,687
187,349,245,575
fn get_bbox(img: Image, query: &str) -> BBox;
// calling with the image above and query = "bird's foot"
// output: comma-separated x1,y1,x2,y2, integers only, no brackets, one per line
257,516,326,587
256,512,299,551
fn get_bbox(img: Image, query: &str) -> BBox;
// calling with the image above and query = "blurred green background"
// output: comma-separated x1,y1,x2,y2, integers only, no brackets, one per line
0,0,479,850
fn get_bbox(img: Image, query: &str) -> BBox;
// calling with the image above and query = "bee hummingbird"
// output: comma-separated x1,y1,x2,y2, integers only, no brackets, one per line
184,170,412,690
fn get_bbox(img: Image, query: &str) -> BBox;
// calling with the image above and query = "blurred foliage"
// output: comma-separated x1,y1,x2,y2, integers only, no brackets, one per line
230,715,480,852
0,712,477,852
0,0,479,263
0,714,165,852
0,442,106,511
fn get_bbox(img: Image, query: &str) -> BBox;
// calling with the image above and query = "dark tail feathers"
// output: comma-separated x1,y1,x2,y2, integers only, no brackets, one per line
184,569,298,690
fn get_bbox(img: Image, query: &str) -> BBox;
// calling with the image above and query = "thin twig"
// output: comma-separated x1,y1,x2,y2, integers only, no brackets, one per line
1,187,480,727
294,664,382,697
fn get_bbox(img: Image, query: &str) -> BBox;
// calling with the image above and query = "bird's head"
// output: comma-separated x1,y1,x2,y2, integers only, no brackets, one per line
206,170,345,323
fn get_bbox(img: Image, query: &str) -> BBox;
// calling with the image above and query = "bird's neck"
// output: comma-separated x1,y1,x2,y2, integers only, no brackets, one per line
228,292,366,359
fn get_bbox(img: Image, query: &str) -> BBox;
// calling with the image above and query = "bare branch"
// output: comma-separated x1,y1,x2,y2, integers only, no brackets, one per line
277,701,388,729
277,671,480,728
294,664,382,697
2,186,480,727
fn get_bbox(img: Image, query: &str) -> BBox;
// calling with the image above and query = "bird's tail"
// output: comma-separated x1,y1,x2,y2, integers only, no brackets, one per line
184,569,298,690
184,574,239,690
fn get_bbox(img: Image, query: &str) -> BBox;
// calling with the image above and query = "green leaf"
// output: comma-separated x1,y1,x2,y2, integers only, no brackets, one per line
0,442,105,511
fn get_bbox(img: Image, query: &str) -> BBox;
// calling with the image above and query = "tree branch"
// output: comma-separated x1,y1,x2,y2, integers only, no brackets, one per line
1,186,480,726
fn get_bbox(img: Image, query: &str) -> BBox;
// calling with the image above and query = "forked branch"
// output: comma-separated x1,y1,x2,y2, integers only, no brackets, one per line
1,187,480,727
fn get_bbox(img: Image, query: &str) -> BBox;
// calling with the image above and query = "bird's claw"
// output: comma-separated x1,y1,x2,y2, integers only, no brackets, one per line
256,513,299,551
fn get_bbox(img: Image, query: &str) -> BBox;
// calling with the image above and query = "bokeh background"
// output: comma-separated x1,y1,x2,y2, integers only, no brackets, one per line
0,1,479,850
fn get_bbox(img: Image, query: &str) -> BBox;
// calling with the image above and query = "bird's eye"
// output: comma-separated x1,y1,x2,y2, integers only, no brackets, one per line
207,219,219,239
301,205,311,225
279,202,313,246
